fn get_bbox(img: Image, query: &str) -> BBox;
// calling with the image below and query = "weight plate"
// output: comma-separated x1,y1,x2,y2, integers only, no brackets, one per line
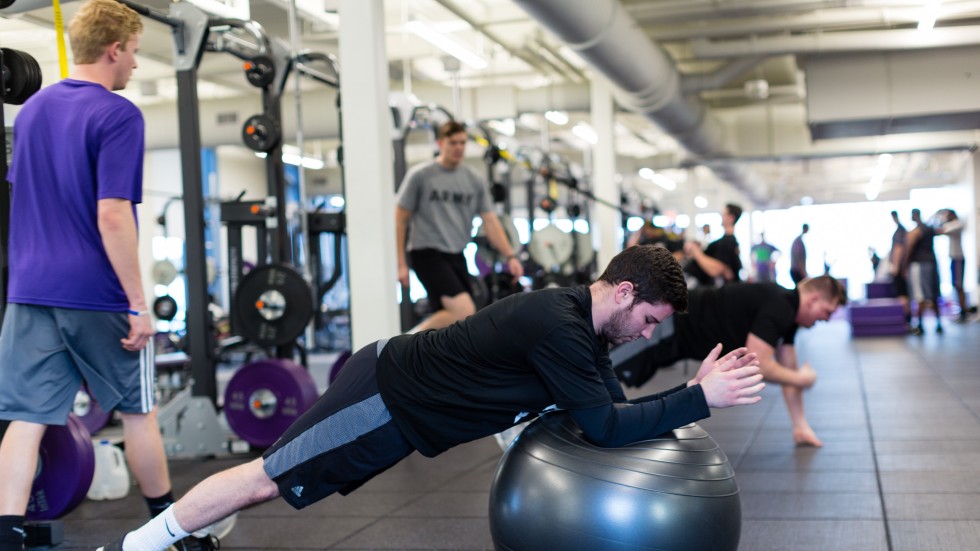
151,259,178,285
234,263,313,347
153,295,178,321
2,49,42,105
224,359,318,448
527,224,574,270
327,349,351,385
26,414,95,520
241,114,281,153
244,56,275,88
73,387,111,435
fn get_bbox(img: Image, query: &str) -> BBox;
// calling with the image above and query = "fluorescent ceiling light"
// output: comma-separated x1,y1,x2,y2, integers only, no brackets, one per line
694,195,708,208
638,168,676,190
918,0,942,31
406,20,487,70
544,110,569,125
329,196,345,208
675,214,690,229
626,216,645,232
651,174,677,191
572,123,598,145
652,215,671,228
865,153,892,201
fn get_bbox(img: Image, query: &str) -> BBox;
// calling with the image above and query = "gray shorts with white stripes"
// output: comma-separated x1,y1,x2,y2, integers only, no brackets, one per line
0,303,155,425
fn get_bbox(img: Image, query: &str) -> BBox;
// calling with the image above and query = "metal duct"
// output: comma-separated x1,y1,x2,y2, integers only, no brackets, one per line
512,0,763,204
691,25,980,58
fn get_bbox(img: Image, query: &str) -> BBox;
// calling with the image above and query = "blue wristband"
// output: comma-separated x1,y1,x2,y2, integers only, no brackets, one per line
128,309,150,317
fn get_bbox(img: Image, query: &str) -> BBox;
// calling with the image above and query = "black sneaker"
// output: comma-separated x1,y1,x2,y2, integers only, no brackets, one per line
95,538,124,551
171,535,220,551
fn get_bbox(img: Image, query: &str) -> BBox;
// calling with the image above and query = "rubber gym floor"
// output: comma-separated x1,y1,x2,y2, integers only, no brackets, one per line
46,315,980,550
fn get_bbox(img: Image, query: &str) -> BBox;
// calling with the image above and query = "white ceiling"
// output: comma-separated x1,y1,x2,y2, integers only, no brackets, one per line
3,0,980,213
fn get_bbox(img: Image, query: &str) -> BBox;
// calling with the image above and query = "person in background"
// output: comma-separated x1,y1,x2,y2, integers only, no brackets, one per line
936,209,969,323
750,233,779,283
683,203,744,288
903,208,943,335
395,120,523,333
614,275,847,447
869,247,881,277
790,224,809,286
889,210,911,328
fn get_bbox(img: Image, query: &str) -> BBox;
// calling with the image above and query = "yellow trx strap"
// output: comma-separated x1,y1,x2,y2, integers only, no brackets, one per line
53,0,69,79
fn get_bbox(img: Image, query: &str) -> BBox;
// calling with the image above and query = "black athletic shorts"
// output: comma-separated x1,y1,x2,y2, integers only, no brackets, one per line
262,340,415,509
892,273,908,297
408,249,473,310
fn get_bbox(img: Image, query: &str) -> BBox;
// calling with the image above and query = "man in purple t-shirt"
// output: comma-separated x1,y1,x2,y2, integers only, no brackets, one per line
0,2,212,550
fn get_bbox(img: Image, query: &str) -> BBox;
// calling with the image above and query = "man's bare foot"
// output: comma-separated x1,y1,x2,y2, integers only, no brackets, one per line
793,426,823,447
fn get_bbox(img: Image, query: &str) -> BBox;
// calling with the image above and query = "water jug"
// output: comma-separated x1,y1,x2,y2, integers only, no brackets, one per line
86,440,130,500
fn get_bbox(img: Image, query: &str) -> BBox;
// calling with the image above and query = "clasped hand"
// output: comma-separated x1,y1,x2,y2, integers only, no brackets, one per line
689,344,765,409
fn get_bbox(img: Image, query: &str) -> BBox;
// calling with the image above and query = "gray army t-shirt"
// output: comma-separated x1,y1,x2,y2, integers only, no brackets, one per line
396,161,491,253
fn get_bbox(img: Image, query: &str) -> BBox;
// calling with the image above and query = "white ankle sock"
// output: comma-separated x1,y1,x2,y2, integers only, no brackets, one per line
123,505,189,551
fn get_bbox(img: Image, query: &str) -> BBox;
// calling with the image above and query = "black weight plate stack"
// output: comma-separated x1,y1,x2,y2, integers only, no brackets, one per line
234,263,313,347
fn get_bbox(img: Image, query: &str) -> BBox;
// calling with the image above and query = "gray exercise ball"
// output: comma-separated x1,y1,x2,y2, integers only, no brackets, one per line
489,413,741,551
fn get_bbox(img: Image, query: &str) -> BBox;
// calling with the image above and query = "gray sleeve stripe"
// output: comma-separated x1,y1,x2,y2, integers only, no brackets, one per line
264,393,392,479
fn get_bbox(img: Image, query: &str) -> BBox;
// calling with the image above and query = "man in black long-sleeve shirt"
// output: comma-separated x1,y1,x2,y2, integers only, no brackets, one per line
99,246,764,551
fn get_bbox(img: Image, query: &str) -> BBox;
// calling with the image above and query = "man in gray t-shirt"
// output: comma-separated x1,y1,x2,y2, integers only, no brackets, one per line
395,121,523,333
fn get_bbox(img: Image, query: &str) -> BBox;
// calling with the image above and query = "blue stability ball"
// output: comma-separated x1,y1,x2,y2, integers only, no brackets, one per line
489,413,741,551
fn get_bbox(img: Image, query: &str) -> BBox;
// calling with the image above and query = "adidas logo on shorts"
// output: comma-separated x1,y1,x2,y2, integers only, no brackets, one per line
292,485,304,497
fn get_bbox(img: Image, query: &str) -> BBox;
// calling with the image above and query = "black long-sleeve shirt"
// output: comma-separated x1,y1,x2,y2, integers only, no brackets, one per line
378,286,709,457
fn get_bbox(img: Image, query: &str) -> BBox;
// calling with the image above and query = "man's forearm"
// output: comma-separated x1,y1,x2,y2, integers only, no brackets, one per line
98,202,147,312
485,219,516,258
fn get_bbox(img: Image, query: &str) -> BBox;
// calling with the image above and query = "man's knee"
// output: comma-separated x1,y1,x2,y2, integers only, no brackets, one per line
249,458,281,502
441,292,476,319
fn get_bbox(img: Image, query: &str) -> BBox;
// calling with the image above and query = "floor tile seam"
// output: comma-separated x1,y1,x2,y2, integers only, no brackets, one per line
740,490,884,494
905,342,980,424
731,391,779,470
851,344,897,551
741,514,885,520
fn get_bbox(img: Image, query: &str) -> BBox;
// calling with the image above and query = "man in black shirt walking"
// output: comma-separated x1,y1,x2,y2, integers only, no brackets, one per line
614,275,846,447
684,203,744,287
99,246,764,551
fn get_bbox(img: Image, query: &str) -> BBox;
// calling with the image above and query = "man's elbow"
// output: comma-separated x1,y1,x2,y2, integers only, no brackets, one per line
97,208,127,234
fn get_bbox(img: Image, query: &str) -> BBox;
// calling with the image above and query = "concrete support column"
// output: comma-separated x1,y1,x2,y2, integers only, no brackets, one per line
590,77,620,271
339,0,399,347
970,152,980,308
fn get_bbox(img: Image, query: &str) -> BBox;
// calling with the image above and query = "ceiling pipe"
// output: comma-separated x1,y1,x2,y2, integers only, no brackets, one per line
645,2,980,41
511,0,766,204
691,25,980,58
681,56,768,94
624,0,927,24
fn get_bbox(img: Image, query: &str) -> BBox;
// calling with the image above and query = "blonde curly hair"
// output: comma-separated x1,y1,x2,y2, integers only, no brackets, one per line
68,0,143,65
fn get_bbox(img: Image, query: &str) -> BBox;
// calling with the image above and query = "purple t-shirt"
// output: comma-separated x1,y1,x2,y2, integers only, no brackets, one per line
7,79,144,311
